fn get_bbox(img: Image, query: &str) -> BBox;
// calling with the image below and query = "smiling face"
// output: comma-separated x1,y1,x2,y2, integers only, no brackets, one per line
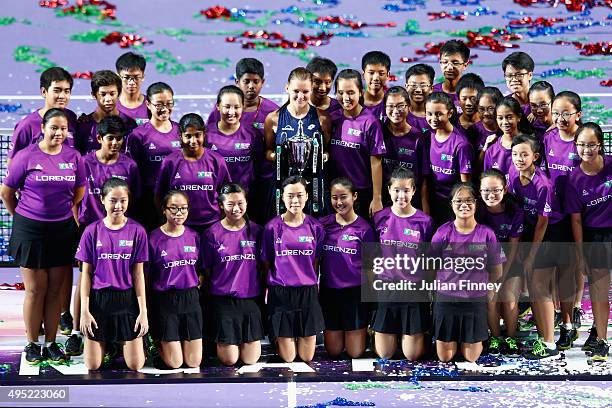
439,52,468,82
236,73,264,105
425,101,452,130
94,85,120,114
389,178,415,211
336,78,362,112
164,193,189,226
97,133,124,156
221,192,247,222
529,89,552,121
363,63,388,95
146,90,174,122
477,95,497,128
180,125,205,155
218,92,243,126
312,72,334,101
496,105,520,137
575,127,602,163
102,186,129,220
41,116,68,147
286,78,311,110
451,188,476,220
330,183,356,217
459,88,478,116
511,142,538,172
42,80,72,110
385,93,409,125
504,65,532,95
405,74,433,104
282,182,308,216
480,176,506,208
552,97,581,134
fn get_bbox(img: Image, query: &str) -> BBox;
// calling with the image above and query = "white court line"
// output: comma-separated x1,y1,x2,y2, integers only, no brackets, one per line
287,381,297,408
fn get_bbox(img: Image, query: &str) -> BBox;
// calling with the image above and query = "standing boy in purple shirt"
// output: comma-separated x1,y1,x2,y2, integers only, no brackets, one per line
116,52,149,125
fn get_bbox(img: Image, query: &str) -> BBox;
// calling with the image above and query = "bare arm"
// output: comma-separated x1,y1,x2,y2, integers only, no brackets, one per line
264,111,279,162
132,262,148,337
369,156,383,215
0,185,18,216
79,262,97,337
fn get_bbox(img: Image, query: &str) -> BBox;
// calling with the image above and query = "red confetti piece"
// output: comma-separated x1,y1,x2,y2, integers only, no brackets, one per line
226,30,329,50
201,5,232,19
316,15,395,30
59,0,116,20
39,0,68,8
72,71,93,79
101,31,152,48
508,16,565,28
513,0,612,12
388,74,398,82
572,41,612,56
0,282,25,290
428,12,465,21
600,79,612,87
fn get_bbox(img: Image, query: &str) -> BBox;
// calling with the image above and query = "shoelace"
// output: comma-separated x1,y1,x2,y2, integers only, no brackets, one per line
505,338,518,350
490,337,501,348
531,339,546,356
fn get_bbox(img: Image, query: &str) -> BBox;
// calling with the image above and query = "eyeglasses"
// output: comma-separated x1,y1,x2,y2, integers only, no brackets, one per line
575,143,600,150
385,104,407,112
451,199,476,206
552,111,578,121
477,106,496,114
480,188,503,195
406,83,431,90
529,102,551,110
150,101,175,111
504,72,529,81
440,60,466,68
121,75,143,83
166,206,189,214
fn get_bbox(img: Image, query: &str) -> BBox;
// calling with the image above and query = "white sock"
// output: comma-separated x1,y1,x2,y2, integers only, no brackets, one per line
565,323,573,330
544,341,556,350
44,341,52,348
71,330,82,336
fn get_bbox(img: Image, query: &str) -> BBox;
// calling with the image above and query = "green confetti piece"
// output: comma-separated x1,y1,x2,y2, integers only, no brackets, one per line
141,49,231,76
69,29,110,43
0,16,16,26
13,46,59,72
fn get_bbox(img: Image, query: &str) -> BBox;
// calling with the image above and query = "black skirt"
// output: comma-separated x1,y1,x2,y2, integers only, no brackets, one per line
88,288,140,343
9,212,78,269
150,287,203,342
209,295,264,345
522,217,572,269
267,285,325,338
583,227,612,269
371,301,431,335
319,285,369,331
433,294,488,344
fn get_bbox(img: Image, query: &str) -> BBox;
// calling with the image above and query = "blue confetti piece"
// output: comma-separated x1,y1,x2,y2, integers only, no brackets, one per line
441,0,482,5
0,103,22,113
296,397,375,408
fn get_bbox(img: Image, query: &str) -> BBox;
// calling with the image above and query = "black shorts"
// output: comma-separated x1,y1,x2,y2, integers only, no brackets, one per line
209,295,264,345
9,213,78,269
354,188,373,220
150,287,203,342
371,301,431,336
267,285,324,338
433,294,488,344
583,227,612,269
522,217,573,269
319,285,369,331
88,288,139,343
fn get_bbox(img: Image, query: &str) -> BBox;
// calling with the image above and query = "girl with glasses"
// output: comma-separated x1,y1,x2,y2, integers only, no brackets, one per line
528,81,555,139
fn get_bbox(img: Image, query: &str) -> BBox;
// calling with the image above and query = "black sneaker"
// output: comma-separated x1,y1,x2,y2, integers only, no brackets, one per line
582,326,598,353
556,326,577,350
524,339,560,360
24,343,42,364
572,307,584,329
59,312,73,336
488,336,502,356
65,334,83,356
504,337,521,358
518,302,531,319
590,339,610,362
553,311,562,329
42,342,68,363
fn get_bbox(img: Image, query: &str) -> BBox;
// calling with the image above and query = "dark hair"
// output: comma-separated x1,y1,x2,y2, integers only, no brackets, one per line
502,51,534,73
91,70,122,95
178,113,206,134
449,181,478,202
146,82,174,101
216,85,244,106
97,115,126,137
511,133,541,156
456,73,485,97
477,86,504,108
287,67,312,83
40,67,73,90
529,81,554,101
306,57,338,79
281,175,308,192
426,92,455,114
388,166,416,188
553,90,582,112
334,69,364,106
361,51,391,71
101,177,130,198
575,122,605,155
405,63,435,85
236,58,265,80
439,40,470,62
42,108,68,127
115,52,146,73
217,183,252,234
161,189,189,211
330,177,356,194
478,169,518,217
496,96,535,135
383,86,410,107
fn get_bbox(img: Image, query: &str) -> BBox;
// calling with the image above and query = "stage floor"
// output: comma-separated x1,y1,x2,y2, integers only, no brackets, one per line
1,270,611,407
